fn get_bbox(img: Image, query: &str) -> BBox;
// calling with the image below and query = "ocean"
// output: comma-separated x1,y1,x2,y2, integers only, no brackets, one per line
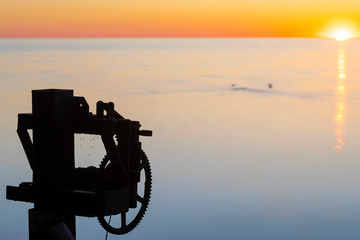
1,38,360,239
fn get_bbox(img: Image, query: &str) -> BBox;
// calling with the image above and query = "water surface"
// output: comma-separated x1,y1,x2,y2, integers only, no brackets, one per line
1,38,360,239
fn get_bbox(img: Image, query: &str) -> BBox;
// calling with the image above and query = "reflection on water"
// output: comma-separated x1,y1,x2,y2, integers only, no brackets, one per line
334,49,346,151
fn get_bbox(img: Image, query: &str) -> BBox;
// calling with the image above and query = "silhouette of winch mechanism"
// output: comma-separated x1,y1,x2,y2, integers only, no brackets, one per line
6,89,152,238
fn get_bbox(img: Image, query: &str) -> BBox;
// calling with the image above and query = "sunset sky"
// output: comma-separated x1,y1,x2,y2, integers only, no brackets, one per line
1,0,360,38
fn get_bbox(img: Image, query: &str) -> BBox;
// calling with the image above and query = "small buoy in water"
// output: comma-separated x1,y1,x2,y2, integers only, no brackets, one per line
231,83,236,87
268,83,272,89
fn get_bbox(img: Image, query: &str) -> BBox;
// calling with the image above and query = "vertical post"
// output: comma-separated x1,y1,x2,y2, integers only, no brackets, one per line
30,89,76,239
32,89,74,187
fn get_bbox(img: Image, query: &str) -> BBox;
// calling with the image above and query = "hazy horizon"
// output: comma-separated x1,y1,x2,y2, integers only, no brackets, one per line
1,0,360,39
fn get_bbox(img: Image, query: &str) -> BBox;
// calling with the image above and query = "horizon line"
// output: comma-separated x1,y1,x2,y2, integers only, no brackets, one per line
0,36,348,40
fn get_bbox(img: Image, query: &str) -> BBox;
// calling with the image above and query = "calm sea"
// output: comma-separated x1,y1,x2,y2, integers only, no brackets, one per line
1,38,360,239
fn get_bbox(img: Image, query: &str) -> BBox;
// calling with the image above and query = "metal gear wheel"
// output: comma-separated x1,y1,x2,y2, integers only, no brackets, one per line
97,150,152,235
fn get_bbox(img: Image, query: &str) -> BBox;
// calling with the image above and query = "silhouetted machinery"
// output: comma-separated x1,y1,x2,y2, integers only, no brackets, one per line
6,89,152,239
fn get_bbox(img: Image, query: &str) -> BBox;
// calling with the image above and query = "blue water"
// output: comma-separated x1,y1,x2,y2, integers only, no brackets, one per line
1,38,360,239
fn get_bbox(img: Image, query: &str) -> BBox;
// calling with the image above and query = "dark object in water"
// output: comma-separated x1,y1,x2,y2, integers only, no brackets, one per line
231,87,248,91
268,83,273,89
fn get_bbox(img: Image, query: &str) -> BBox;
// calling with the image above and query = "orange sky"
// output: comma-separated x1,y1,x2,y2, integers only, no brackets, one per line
1,0,360,38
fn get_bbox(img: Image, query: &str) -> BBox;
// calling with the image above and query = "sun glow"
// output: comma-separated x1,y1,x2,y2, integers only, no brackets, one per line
319,21,358,41
331,29,352,41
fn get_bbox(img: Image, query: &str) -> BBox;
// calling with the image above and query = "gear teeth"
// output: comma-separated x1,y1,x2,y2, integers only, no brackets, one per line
97,149,152,235
99,155,110,169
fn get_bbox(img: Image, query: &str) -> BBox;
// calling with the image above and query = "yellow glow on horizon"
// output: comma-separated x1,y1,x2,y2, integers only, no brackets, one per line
331,29,352,41
1,1,360,38
319,20,359,40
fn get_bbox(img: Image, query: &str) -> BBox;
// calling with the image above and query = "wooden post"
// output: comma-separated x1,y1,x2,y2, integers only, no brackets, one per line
30,89,76,239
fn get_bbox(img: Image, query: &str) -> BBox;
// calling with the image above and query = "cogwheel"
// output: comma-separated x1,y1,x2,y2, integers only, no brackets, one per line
97,150,152,235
